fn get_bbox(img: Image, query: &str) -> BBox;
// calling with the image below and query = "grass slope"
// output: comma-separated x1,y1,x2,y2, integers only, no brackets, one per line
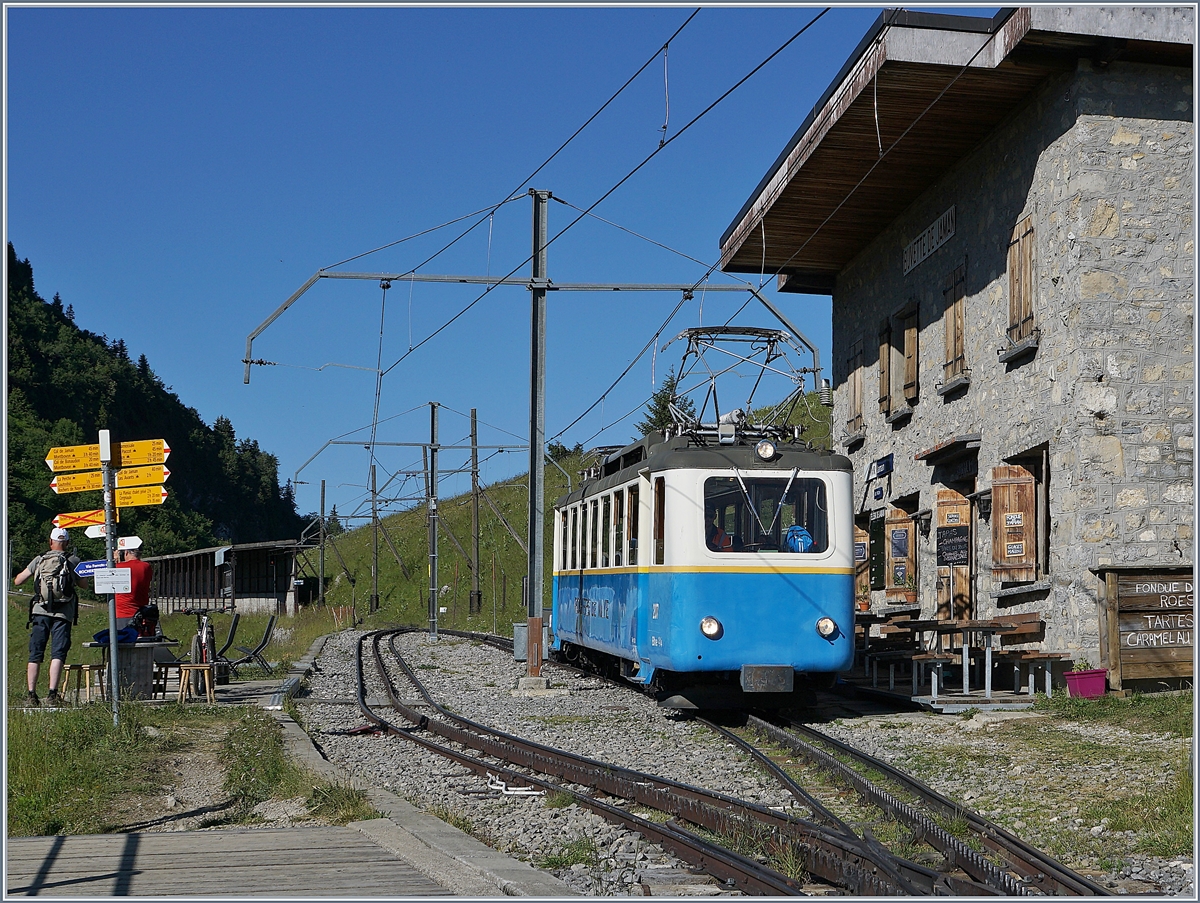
300,453,582,634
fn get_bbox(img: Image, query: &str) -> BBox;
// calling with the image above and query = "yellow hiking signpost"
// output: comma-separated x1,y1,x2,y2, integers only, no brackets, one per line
115,485,168,508
49,465,171,495
45,439,170,472
43,433,174,725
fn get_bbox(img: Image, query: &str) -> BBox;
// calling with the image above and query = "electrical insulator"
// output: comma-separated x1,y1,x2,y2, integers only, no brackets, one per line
819,378,833,407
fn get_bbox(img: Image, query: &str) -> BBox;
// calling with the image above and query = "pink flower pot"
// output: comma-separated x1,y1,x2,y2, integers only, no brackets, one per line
1065,668,1107,699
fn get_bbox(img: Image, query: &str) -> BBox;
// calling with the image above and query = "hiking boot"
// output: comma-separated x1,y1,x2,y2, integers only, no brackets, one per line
45,690,63,707
23,691,40,707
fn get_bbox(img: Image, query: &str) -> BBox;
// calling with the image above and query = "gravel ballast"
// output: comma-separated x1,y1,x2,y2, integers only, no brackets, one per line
298,630,1194,896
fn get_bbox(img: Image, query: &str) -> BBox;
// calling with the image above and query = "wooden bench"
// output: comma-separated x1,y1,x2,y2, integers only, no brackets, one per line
63,663,106,704
995,650,1071,696
176,663,216,704
911,651,958,700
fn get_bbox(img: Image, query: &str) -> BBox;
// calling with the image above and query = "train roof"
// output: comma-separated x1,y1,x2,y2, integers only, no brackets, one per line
556,433,852,507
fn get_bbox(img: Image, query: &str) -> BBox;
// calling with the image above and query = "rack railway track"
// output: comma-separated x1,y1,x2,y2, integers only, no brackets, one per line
349,628,1110,895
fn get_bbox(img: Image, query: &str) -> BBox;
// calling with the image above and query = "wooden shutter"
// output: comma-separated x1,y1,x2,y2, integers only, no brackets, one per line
878,322,891,415
884,508,916,598
942,264,966,380
935,489,971,619
991,464,1038,582
847,339,864,434
854,524,870,604
1007,217,1035,343
901,310,919,403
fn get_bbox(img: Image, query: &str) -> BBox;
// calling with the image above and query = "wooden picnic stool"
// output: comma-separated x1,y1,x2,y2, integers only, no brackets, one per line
63,663,106,703
176,663,216,704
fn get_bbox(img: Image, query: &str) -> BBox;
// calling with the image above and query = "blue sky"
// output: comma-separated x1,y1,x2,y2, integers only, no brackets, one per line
7,5,995,524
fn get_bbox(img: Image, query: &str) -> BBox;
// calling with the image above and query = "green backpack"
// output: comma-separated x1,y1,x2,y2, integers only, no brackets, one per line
29,551,75,626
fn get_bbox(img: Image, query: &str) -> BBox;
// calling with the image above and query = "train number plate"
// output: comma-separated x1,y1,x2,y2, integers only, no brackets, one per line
740,665,794,693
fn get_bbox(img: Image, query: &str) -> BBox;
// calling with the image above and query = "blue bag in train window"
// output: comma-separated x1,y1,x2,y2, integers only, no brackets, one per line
785,525,813,553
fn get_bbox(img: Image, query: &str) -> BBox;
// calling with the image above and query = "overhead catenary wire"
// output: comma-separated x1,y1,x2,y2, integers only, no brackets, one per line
379,8,830,381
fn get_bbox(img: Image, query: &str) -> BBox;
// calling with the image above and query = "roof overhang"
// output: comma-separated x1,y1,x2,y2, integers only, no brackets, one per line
719,7,1194,293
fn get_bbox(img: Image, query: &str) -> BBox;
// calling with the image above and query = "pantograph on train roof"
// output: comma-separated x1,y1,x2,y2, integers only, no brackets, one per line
659,323,832,447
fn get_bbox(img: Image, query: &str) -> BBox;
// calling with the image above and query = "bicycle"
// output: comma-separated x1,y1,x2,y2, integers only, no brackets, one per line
179,607,230,697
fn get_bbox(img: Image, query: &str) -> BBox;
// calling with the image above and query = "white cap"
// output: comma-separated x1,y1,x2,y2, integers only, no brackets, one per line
50,527,69,543
118,536,143,550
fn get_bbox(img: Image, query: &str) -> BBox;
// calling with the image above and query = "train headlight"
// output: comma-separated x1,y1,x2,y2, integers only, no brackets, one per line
700,617,723,639
815,617,838,639
755,439,777,461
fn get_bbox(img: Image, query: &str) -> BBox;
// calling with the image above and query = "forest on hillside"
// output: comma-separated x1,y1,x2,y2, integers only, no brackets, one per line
7,243,304,571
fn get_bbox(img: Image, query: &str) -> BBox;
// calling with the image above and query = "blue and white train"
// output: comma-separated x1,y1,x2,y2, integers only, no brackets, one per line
549,430,855,708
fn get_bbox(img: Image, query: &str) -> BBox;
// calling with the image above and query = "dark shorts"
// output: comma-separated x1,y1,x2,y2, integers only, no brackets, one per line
29,616,72,664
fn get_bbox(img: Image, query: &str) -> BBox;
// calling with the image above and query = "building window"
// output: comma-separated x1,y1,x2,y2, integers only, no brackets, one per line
847,338,864,437
900,307,919,404
1007,216,1036,344
942,263,967,383
992,449,1049,583
878,321,892,416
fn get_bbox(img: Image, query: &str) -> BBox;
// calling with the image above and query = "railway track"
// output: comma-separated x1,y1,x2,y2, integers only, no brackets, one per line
345,628,1112,895
358,629,904,895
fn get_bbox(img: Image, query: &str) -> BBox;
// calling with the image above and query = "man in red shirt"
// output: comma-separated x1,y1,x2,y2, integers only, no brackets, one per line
114,537,153,629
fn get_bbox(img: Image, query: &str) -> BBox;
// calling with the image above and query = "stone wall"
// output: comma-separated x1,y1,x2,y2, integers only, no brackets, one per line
830,59,1193,660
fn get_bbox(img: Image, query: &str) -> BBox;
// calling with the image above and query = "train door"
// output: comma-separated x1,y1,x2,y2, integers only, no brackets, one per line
935,488,971,619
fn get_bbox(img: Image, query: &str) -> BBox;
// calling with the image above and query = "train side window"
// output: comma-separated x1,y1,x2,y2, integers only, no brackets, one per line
653,477,665,565
560,510,568,571
602,495,612,567
627,485,639,563
613,491,625,567
590,499,600,569
580,503,589,569
570,506,578,570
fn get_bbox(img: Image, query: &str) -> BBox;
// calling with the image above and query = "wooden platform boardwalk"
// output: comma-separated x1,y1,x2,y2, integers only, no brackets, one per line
5,824,452,897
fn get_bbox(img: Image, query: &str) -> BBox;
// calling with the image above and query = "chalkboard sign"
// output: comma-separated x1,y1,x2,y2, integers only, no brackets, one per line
890,528,909,559
936,525,969,567
854,541,867,563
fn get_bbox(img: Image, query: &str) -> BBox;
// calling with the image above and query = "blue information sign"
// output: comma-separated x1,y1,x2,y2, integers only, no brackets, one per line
74,559,109,578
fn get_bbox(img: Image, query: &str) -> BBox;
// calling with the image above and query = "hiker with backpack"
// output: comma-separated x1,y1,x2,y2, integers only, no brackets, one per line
13,527,80,707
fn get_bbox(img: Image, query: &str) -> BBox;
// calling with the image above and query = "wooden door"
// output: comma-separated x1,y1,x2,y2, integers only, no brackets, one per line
854,524,870,607
935,489,971,619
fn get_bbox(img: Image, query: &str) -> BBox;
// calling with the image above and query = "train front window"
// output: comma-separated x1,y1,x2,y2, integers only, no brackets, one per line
703,476,828,553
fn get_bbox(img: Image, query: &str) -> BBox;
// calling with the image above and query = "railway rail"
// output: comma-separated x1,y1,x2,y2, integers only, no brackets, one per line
346,628,1112,895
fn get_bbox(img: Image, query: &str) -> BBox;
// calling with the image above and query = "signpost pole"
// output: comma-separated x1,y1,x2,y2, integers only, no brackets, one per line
99,430,120,725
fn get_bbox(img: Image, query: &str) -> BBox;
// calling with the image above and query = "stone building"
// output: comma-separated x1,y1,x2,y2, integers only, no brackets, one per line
719,8,1193,688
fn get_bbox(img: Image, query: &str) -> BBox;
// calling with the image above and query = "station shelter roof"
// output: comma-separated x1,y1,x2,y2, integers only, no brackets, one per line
718,7,1193,294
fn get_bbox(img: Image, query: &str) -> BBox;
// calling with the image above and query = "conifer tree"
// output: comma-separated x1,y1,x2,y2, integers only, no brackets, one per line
635,367,695,436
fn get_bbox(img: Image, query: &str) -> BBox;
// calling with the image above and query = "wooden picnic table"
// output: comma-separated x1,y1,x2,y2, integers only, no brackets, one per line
884,618,1024,698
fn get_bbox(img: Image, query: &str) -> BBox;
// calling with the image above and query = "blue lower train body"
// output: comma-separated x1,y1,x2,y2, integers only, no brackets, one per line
549,568,854,692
